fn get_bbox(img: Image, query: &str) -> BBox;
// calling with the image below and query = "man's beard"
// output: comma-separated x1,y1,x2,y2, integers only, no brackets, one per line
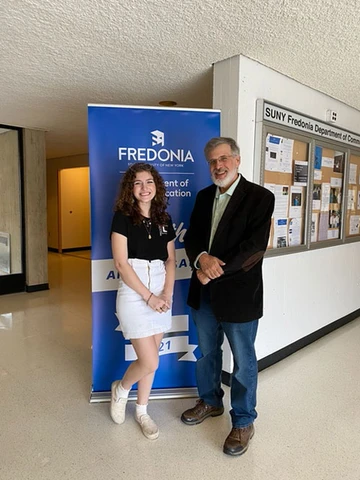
211,167,238,189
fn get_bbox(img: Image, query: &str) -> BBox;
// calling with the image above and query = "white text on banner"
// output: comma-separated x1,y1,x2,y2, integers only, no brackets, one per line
125,335,197,362
92,250,191,293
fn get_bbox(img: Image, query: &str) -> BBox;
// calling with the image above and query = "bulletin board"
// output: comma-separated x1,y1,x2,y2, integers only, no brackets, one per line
263,134,309,250
311,146,345,243
345,153,360,238
257,101,360,255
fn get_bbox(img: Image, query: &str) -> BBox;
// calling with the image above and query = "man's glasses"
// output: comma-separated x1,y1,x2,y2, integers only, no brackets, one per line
206,154,234,167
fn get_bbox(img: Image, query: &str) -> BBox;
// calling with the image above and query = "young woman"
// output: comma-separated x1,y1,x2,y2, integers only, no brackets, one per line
110,162,176,440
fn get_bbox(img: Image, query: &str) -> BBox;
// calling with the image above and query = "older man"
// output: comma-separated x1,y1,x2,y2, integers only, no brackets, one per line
181,137,274,456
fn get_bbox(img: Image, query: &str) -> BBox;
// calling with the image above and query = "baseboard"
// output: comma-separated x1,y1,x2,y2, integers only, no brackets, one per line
0,273,26,295
62,247,91,252
48,247,91,253
26,283,49,293
221,309,360,387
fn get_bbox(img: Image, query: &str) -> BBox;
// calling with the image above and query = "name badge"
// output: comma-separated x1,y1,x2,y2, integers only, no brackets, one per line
159,225,168,236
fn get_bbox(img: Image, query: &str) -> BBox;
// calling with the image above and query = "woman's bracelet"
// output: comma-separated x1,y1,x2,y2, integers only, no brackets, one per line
146,292,153,305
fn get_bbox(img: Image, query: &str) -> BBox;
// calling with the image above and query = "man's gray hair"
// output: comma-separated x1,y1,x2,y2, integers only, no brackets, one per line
204,137,240,159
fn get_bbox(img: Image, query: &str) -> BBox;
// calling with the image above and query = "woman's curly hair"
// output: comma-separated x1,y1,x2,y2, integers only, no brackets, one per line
114,163,169,226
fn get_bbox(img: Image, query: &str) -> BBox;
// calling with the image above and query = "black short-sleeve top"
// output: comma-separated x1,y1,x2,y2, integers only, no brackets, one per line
111,211,176,261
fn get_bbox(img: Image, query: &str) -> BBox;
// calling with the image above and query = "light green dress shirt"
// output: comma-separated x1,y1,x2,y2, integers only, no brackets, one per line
195,174,241,268
209,174,241,249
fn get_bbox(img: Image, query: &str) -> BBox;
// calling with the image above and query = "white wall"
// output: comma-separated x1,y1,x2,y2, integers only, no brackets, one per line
213,55,360,365
237,55,360,182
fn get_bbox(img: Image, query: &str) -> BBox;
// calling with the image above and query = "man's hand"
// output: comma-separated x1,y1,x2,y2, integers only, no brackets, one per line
196,269,211,285
198,253,225,279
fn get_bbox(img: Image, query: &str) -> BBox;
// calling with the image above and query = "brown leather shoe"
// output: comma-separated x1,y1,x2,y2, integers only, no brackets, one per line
223,424,255,456
181,399,224,425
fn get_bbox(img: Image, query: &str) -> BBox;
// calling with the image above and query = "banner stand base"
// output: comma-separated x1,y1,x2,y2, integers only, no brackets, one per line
89,387,198,404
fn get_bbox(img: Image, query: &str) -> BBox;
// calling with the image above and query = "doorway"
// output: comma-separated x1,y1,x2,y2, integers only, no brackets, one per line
0,127,26,295
57,167,91,253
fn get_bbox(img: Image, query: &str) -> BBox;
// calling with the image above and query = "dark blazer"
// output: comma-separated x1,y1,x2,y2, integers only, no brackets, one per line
185,175,275,323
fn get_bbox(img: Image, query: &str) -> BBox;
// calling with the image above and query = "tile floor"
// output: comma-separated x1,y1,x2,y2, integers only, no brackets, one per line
0,252,359,480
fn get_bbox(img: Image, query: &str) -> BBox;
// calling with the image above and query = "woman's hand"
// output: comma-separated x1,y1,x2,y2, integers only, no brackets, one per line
147,293,169,313
159,291,172,313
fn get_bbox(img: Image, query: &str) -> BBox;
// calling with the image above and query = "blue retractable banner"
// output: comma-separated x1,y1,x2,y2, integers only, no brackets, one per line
88,105,220,399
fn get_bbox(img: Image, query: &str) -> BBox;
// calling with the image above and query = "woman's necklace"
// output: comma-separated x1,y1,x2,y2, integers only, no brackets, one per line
142,218,152,239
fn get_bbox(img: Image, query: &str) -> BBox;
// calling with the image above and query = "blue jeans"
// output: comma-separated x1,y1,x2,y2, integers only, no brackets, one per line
191,286,259,428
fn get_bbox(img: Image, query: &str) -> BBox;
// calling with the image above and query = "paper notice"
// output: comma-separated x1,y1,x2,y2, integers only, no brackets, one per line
349,163,357,184
311,213,318,242
273,185,289,218
314,169,322,181
348,189,356,210
322,156,334,169
288,217,302,246
294,161,308,186
279,138,293,173
349,215,360,235
265,136,281,171
312,183,321,211
289,186,303,218
320,183,330,212
273,218,288,248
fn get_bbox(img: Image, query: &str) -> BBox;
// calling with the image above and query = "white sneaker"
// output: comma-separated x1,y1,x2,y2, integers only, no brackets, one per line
136,414,159,440
110,381,128,424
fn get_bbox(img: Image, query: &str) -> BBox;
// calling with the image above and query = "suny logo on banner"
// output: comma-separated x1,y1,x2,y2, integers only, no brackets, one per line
118,129,194,164
151,130,164,146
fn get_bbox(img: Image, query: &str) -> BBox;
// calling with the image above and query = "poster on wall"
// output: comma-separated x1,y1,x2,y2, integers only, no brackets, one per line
265,135,293,173
88,105,220,399
289,186,303,218
349,215,360,235
311,213,319,242
288,217,302,246
314,146,322,170
273,218,288,248
349,164,357,184
293,161,308,186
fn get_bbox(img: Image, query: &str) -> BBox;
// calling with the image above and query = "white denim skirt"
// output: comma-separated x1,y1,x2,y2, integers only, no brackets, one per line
116,258,172,339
